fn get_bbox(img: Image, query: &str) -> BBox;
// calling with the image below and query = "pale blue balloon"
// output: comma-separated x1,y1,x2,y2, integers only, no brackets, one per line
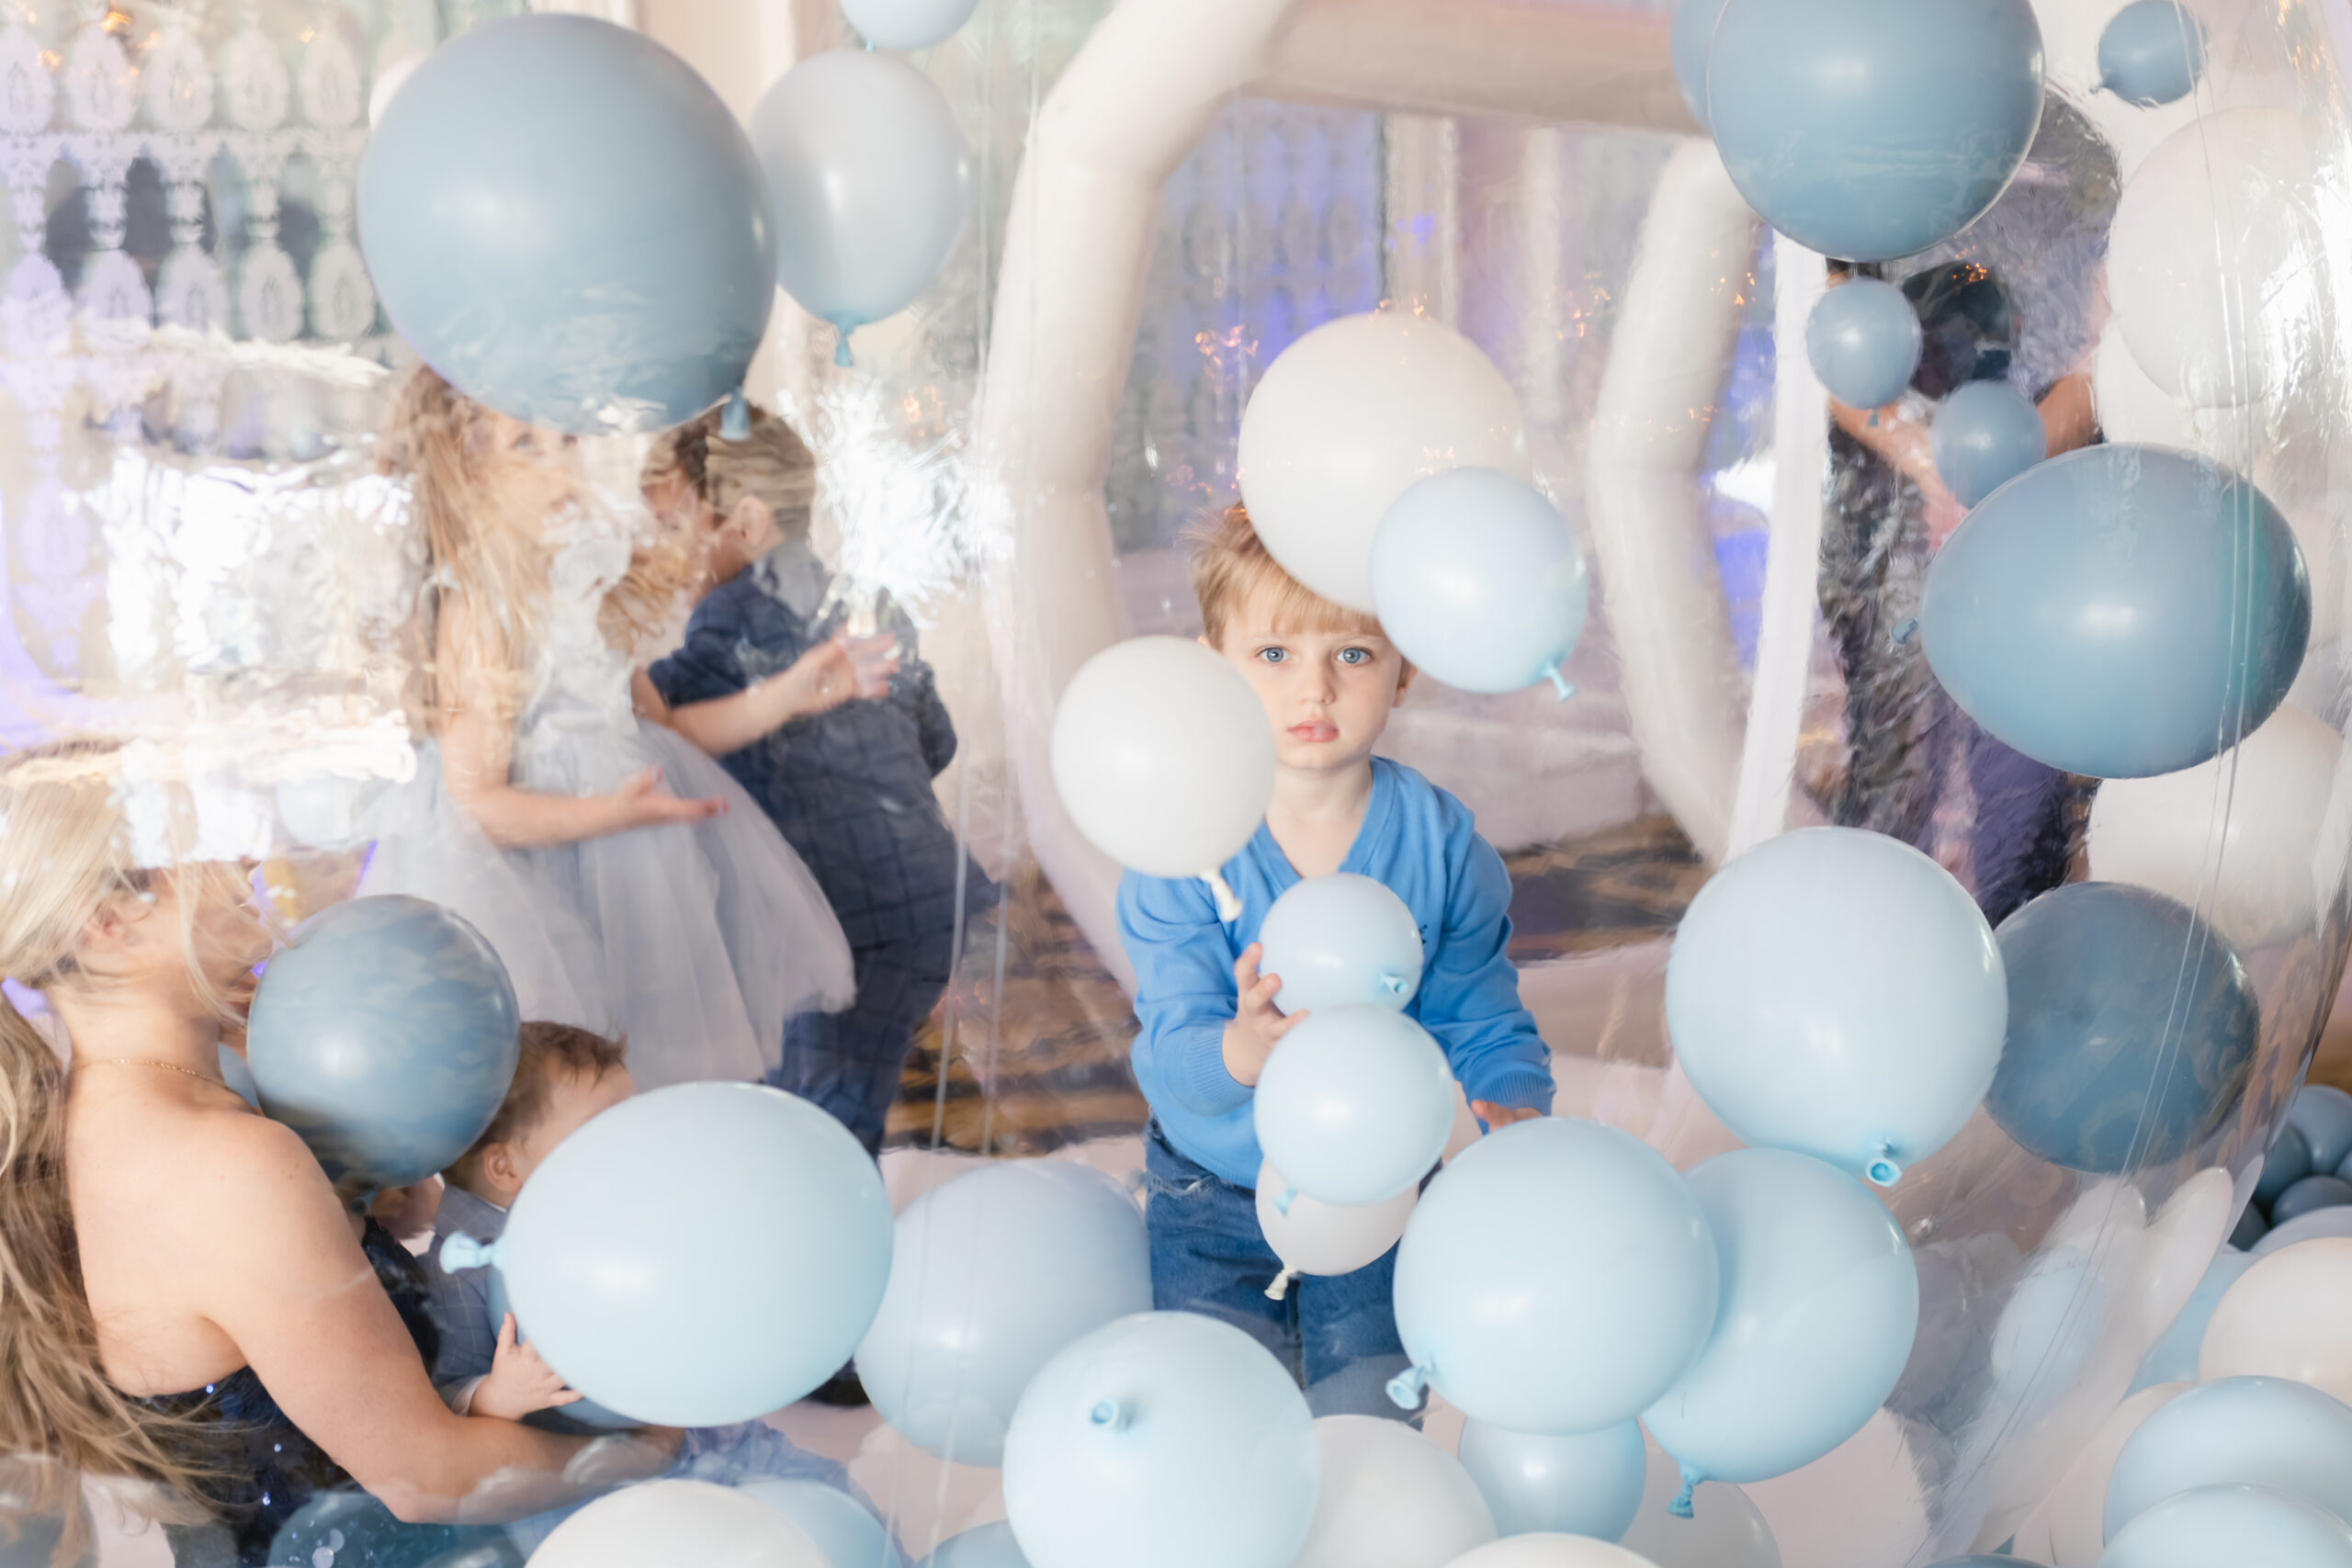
739,1479,902,1568
1665,828,2006,1186
1931,382,2046,508
1920,446,2311,780
217,1044,259,1111
844,0,981,49
2254,1207,2352,1257
1645,1150,1917,1497
2233,1203,2272,1251
2107,1379,2352,1540
1368,468,1590,700
918,1523,1031,1568
1706,0,2044,262
1456,1418,1645,1540
2130,1247,2254,1392
1390,1119,1720,1434
1805,280,1923,411
490,1082,892,1427
2099,1484,2352,1568
1252,1005,1456,1206
2099,0,2207,106
247,896,519,1192
2258,1124,2317,1208
1001,1313,1318,1568
357,15,775,434
751,51,970,365
855,1161,1151,1467
2290,1086,2352,1170
1258,873,1424,1015
2271,1176,2352,1225
1670,0,1731,127
481,1266,639,1430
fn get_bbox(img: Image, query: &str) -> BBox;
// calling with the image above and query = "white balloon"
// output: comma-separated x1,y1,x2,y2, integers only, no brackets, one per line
1256,1157,1417,1290
368,52,424,129
1442,1537,1661,1567
2200,1236,2352,1400
2090,318,2192,449
1618,1451,1780,1568
1237,312,1531,613
530,1480,827,1568
1292,1416,1498,1568
2087,704,2345,950
1048,637,1274,895
2108,108,2327,409
2039,1382,2191,1568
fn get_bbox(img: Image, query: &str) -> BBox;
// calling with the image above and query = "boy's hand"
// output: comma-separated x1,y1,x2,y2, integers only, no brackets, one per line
472,1314,583,1422
1471,1101,1544,1132
1222,942,1302,1088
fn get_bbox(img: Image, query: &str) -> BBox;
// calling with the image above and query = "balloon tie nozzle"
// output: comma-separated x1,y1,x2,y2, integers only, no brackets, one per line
1203,870,1242,922
1669,1462,1704,1519
1543,666,1576,702
1385,1364,1430,1411
1272,1185,1297,1217
1379,972,1408,998
1264,1268,1297,1302
1865,1145,1902,1187
719,388,750,441
833,326,856,368
438,1233,502,1273
1889,617,1918,648
1088,1399,1131,1432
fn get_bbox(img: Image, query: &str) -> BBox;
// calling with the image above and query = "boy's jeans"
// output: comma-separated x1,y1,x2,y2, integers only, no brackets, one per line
1142,1122,1415,1421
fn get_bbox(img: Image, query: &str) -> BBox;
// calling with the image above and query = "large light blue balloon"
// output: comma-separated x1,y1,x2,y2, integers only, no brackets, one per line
2108,1379,2352,1540
751,51,970,365
2290,1086,2352,1171
218,1044,259,1111
918,1523,1031,1568
1001,1313,1318,1568
1985,883,2257,1175
855,1161,1151,1467
739,1479,901,1568
1258,873,1424,1015
1391,1118,1719,1434
1665,828,2006,1186
1805,280,1923,412
476,1264,639,1431
2098,0,2207,106
2258,1124,2317,1208
356,16,774,434
248,896,518,1192
1645,1150,1917,1497
2130,1247,2255,1392
1455,1418,1646,1540
2271,1175,2352,1225
843,0,981,50
1921,445,2312,780
2099,1484,2352,1568
1670,0,1731,127
1931,382,2046,507
1253,1005,1456,1206
1368,468,1589,700
1706,0,2044,262
484,1082,891,1427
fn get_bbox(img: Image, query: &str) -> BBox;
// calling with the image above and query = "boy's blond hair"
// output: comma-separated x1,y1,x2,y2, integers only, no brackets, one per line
1190,502,1385,649
446,1022,628,1195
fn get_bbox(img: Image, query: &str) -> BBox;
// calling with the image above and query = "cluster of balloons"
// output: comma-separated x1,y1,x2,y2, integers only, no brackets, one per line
2228,1087,2352,1253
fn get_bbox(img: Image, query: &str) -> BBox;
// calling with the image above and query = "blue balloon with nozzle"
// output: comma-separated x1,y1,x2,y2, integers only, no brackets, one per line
2099,0,2207,107
1931,382,2047,507
1806,279,1923,411
1456,1418,1645,1540
247,896,519,1195
1256,873,1424,1016
357,15,775,434
1921,445,2311,780
1252,1005,1457,1207
1369,467,1589,702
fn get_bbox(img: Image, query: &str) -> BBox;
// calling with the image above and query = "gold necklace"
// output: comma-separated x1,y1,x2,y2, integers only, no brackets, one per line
85,1057,220,1086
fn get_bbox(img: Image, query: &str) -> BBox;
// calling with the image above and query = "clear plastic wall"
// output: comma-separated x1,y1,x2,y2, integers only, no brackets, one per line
6,0,2352,1563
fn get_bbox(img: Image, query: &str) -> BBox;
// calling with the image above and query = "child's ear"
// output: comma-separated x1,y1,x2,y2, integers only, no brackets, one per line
726,495,775,545
481,1141,524,1201
1394,661,1419,706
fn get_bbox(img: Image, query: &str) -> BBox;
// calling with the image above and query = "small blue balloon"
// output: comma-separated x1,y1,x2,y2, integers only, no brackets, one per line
855,1161,1151,1467
1645,1150,1918,1497
1455,1418,1646,1540
1001,1313,1318,1568
2271,1175,2352,1225
2131,1247,2255,1392
1391,1119,1720,1435
248,896,519,1192
2099,0,2207,106
1931,382,2047,508
490,1082,893,1427
1253,1006,1457,1207
2107,1378,2352,1540
2231,1202,2272,1250
751,51,970,364
2100,1484,2352,1568
1670,0,1732,128
919,1523,1031,1568
357,16,774,433
2258,1123,2317,1209
1806,279,1924,411
1666,828,2006,1186
1258,873,1425,1015
1368,468,1590,701
1985,883,2257,1175
738,1479,902,1568
265,1489,516,1567
1921,445,2311,780
217,1044,259,1110
2289,1086,2352,1171
843,0,982,49
1706,0,2044,262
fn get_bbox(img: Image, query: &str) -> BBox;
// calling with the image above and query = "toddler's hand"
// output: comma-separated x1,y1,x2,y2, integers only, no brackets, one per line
1471,1101,1544,1133
776,635,899,719
606,765,724,831
472,1314,583,1422
1222,943,1302,1089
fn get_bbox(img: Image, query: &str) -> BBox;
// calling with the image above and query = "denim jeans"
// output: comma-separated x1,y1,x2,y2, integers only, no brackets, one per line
1142,1122,1414,1420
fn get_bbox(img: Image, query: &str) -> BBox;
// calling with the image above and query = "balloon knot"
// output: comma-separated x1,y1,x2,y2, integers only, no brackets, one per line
1379,972,1408,998
1273,1185,1297,1217
833,328,856,369
438,1233,501,1273
1203,870,1242,923
1670,1462,1703,1519
1888,618,1918,648
1866,1145,1903,1187
1088,1399,1131,1432
1544,666,1576,702
1385,1365,1430,1411
719,388,751,441
1264,1267,1297,1302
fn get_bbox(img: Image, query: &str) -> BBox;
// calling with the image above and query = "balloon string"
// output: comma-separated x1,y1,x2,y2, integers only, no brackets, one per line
1669,1462,1704,1519
1543,666,1576,702
1263,1267,1296,1302
1202,870,1242,922
1385,1364,1430,1410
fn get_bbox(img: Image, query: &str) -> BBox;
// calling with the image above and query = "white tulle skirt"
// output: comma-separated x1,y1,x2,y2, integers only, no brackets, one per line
358,722,854,1089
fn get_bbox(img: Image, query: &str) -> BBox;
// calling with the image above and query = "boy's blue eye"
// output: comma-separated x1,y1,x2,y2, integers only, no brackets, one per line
1338,647,1371,665
1257,648,1287,664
